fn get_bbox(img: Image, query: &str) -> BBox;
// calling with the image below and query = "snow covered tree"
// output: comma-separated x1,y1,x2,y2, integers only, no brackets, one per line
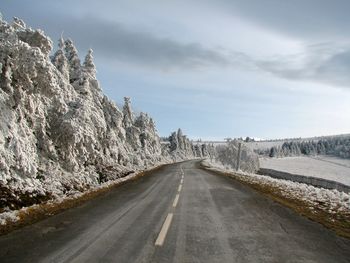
149,118,156,135
177,128,184,150
134,112,148,130
122,97,134,128
136,114,146,143
169,132,179,151
51,37,69,80
194,144,202,157
12,17,26,30
64,39,81,83
216,141,259,172
0,57,13,94
269,147,278,157
83,49,96,79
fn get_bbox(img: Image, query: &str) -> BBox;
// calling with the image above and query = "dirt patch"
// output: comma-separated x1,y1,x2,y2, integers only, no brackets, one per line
200,163,350,239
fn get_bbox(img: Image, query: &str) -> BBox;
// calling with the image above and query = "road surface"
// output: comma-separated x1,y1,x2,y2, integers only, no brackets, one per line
0,160,349,262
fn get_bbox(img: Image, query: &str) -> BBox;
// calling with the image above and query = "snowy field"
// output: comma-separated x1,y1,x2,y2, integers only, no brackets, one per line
260,156,350,186
202,160,350,217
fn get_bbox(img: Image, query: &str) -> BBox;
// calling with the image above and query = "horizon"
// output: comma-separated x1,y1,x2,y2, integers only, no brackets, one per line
2,1,350,140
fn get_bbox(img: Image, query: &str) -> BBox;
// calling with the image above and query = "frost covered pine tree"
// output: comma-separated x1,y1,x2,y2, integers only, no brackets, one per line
51,37,69,80
134,112,149,149
1,57,13,94
64,39,82,83
12,17,26,30
169,132,179,151
83,48,96,79
122,97,134,128
81,48,101,94
149,117,157,136
177,128,184,150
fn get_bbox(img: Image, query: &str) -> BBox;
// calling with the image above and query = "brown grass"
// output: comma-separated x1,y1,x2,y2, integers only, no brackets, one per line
201,164,350,239
0,163,168,236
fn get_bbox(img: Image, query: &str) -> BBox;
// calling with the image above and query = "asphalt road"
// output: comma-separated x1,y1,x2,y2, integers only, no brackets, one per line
0,160,349,263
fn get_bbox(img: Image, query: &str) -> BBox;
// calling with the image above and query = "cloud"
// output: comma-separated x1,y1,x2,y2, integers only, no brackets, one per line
43,15,233,70
256,43,350,88
65,15,350,89
217,0,350,40
3,2,350,89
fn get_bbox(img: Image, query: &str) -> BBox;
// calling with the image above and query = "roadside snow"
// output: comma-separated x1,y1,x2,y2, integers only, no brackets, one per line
203,160,350,214
0,211,20,225
260,156,350,186
0,164,156,226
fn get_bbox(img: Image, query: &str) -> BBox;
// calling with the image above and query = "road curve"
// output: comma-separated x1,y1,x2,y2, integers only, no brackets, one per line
0,160,349,263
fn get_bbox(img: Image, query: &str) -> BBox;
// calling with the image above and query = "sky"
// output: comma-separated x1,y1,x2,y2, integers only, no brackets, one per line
2,0,350,140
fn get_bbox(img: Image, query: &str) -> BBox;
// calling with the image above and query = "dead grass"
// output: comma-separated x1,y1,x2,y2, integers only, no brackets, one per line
201,164,350,239
0,163,168,236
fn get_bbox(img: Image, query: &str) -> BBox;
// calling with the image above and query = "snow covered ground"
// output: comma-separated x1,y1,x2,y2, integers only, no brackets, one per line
260,156,350,186
202,160,350,216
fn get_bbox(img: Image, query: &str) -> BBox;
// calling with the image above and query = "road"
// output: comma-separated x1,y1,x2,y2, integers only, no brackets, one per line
0,160,349,263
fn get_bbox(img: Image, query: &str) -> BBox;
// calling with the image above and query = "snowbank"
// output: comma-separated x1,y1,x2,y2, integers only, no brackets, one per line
202,160,350,216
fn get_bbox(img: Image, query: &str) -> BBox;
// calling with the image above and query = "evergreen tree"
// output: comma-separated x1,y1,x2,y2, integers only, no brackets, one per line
122,97,134,128
1,57,13,94
83,49,96,79
177,128,184,150
269,147,277,157
64,39,82,83
51,37,69,80
12,17,26,29
149,118,156,135
169,132,179,151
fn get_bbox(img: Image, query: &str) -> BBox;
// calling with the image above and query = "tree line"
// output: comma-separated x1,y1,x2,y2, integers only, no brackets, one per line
256,136,350,159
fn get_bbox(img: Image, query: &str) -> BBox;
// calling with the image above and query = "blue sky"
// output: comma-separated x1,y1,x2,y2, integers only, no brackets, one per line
2,0,350,140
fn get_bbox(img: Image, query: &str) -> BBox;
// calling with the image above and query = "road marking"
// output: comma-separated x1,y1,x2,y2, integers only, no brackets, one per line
173,194,180,208
155,213,173,246
180,165,184,176
155,165,184,247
